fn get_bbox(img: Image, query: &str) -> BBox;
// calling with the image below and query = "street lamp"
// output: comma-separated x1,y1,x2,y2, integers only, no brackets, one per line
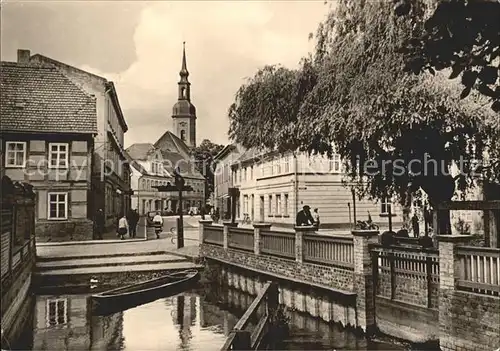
153,167,193,248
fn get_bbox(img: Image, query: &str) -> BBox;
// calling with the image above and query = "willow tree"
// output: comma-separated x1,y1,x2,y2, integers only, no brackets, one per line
227,0,498,234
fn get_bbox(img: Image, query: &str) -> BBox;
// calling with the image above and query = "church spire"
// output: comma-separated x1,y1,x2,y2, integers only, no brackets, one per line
179,42,189,83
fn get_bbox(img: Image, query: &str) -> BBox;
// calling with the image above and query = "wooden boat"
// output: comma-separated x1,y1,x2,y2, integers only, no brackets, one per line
91,270,199,315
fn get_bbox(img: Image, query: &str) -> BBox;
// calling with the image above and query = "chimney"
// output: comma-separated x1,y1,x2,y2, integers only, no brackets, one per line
17,49,31,63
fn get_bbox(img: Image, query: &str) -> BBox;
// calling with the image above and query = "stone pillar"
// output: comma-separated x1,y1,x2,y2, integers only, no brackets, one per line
352,229,379,335
437,234,473,349
223,220,238,250
294,225,316,263
198,219,212,243
253,223,271,255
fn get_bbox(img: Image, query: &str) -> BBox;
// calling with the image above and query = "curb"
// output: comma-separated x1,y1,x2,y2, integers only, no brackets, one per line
36,237,147,247
35,250,171,262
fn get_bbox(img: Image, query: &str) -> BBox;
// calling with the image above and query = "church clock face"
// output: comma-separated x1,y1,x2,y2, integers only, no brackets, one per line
179,121,187,127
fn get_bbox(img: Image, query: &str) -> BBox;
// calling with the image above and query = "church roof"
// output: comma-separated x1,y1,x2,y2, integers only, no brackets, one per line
172,100,196,116
125,143,155,161
154,131,191,158
160,150,204,180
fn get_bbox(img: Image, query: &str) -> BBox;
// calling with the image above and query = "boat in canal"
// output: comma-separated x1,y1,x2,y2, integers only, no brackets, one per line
91,270,200,315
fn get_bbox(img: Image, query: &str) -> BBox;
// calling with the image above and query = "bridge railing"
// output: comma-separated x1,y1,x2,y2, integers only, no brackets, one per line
203,225,224,246
370,244,440,308
220,281,279,350
303,234,354,269
228,227,254,252
456,246,500,296
260,230,295,259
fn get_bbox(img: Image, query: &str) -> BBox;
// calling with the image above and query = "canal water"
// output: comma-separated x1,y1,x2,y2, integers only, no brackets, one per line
16,284,406,351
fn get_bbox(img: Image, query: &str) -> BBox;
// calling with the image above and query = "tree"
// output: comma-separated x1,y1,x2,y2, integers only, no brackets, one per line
228,0,499,234
191,139,224,201
394,0,500,112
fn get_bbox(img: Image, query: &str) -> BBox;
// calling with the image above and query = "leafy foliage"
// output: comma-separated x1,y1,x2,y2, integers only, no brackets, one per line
395,0,500,112
227,0,499,234
191,139,224,200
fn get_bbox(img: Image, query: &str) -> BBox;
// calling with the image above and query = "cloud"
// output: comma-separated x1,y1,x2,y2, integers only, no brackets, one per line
3,1,328,147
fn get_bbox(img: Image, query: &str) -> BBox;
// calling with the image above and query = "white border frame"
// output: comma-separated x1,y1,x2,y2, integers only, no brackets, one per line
47,192,68,220
5,141,27,168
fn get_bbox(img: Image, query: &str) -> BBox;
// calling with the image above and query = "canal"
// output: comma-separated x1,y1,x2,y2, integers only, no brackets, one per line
14,284,405,351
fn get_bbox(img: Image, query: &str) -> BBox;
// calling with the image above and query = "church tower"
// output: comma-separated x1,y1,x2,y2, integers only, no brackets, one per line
172,42,197,148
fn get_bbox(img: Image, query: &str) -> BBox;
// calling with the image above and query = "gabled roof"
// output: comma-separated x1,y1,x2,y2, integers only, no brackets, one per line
29,53,128,133
154,131,191,158
235,147,269,165
0,61,97,134
214,143,241,161
125,143,155,161
160,150,204,180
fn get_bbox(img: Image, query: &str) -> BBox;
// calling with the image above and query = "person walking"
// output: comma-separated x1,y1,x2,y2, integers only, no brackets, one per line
95,208,105,239
117,214,129,240
200,205,206,220
312,208,320,230
127,209,139,238
296,205,315,226
152,212,163,239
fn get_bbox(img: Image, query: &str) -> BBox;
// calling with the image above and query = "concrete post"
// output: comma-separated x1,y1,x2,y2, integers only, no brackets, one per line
223,220,238,250
437,234,473,350
352,229,379,335
294,225,316,263
253,223,271,255
198,219,213,244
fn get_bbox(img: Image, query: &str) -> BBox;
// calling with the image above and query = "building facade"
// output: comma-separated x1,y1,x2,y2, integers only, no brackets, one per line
213,143,244,219
231,149,403,229
127,144,205,214
29,51,132,232
0,53,97,241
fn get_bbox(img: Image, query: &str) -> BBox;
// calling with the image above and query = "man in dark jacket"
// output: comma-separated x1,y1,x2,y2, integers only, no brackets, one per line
296,205,315,226
127,209,140,238
95,208,105,239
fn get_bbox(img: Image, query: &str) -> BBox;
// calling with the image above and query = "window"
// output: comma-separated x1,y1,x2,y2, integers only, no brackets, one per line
180,130,186,141
329,154,342,173
276,195,281,216
244,195,248,214
381,197,392,215
268,195,272,216
49,143,69,168
284,194,289,216
284,156,290,173
5,142,26,167
48,193,68,220
46,298,67,327
250,166,253,180
276,159,281,174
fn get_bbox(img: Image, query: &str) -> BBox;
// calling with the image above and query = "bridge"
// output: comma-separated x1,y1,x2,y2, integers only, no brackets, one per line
198,213,500,351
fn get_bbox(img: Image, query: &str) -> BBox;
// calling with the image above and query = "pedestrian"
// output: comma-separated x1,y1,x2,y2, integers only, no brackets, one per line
296,205,315,226
153,211,163,239
411,213,420,237
312,208,320,230
127,209,139,238
200,205,206,220
95,208,104,239
117,213,129,240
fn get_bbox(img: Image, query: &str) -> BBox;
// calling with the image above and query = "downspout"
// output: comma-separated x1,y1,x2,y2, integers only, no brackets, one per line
294,153,298,220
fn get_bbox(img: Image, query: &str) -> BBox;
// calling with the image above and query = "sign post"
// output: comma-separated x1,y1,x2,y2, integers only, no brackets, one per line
153,167,193,249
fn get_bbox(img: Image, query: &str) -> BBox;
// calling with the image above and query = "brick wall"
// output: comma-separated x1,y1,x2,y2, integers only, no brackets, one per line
35,219,93,242
201,244,354,293
440,291,500,351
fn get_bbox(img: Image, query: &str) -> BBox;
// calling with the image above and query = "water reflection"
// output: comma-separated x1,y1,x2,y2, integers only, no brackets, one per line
29,288,403,351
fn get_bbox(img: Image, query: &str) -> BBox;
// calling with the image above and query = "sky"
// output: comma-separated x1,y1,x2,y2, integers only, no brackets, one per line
1,1,329,148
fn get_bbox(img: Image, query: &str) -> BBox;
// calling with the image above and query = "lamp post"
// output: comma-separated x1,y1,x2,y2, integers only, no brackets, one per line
153,167,193,248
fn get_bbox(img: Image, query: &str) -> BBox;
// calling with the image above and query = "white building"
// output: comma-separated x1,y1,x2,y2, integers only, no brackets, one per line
231,148,403,230
127,143,205,214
